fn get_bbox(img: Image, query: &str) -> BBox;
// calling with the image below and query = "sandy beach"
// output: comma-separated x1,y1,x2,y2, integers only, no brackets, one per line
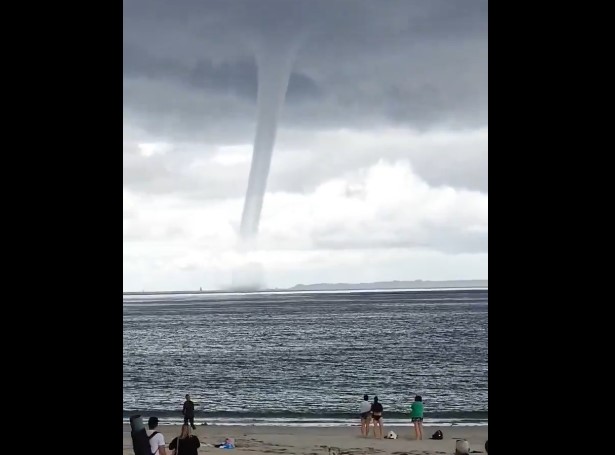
123,424,487,455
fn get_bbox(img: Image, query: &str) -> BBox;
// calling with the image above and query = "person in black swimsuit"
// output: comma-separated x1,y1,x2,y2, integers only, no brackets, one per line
371,396,384,439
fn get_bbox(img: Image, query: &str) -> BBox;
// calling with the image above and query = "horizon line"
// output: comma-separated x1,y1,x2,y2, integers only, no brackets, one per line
123,279,488,295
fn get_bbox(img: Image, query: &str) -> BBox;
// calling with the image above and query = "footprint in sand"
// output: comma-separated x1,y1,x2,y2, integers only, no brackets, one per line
346,449,384,455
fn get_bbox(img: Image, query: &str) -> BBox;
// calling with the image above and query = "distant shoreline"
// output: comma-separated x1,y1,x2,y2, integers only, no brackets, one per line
123,280,487,296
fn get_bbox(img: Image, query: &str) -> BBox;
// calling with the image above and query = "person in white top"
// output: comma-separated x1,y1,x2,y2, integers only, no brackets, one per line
146,416,167,455
359,394,372,437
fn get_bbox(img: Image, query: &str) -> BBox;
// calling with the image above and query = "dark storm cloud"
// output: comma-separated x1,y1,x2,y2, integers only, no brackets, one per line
123,0,488,138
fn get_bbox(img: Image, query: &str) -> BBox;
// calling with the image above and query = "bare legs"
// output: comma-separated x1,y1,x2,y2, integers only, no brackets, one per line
413,421,423,440
360,417,371,437
372,417,383,439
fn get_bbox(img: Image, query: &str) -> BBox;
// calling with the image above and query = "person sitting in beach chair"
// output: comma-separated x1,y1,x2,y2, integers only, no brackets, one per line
215,437,235,449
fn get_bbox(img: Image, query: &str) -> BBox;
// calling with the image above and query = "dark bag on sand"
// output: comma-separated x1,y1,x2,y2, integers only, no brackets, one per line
430,430,443,440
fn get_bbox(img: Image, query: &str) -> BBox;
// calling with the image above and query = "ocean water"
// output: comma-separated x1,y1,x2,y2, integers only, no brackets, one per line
123,288,488,427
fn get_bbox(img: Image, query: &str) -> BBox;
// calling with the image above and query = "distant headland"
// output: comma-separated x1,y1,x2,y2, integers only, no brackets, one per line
287,279,488,291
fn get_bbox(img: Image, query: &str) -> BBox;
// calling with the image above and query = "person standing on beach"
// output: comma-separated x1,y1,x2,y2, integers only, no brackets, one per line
183,394,196,429
371,396,384,439
410,395,424,440
146,416,167,455
168,424,201,455
359,394,372,437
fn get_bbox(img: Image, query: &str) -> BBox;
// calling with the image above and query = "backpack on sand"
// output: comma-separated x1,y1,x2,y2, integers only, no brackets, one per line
430,430,443,440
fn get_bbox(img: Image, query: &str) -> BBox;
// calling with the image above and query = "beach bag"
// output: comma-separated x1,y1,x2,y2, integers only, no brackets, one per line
455,439,470,455
430,430,443,440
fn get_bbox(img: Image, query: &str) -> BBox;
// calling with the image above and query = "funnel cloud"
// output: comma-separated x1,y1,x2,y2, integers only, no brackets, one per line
240,41,299,240
235,33,304,290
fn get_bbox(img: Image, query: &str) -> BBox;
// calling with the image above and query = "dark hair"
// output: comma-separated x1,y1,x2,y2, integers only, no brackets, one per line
374,396,379,403
185,394,190,399
148,416,159,429
363,394,369,401
414,395,422,402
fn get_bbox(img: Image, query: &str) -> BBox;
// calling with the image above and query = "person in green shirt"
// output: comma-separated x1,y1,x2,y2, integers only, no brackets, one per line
410,395,424,440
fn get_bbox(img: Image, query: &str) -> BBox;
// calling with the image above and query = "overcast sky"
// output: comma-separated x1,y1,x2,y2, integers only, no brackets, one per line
123,0,488,291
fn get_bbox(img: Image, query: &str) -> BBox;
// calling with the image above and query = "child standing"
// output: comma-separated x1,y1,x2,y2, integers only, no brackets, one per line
410,395,424,440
